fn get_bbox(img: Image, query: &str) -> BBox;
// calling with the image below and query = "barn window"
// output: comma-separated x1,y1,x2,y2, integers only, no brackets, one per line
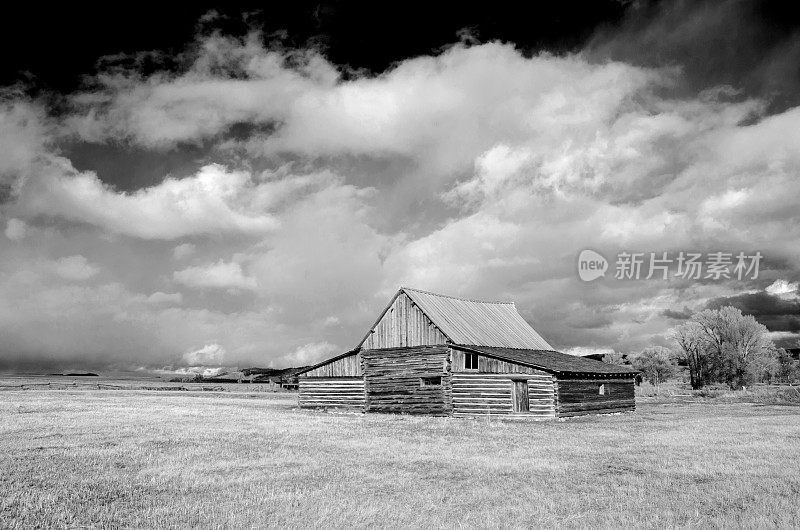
420,376,442,387
599,384,607,395
464,353,479,370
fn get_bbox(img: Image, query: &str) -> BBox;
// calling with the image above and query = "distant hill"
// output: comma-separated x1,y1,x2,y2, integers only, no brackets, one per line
240,366,310,378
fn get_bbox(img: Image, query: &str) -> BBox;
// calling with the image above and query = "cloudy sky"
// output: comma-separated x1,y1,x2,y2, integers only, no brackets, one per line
1,1,799,372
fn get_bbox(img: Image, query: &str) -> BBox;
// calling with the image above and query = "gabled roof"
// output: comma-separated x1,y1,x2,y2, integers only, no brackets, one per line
453,345,639,377
359,287,553,349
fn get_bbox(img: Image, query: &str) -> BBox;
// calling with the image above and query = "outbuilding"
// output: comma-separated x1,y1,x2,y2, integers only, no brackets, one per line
297,287,637,419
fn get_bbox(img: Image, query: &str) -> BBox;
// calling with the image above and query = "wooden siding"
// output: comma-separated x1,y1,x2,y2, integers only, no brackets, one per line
451,373,555,420
301,351,362,377
362,346,451,415
555,379,636,417
298,377,365,410
362,292,448,349
451,349,545,374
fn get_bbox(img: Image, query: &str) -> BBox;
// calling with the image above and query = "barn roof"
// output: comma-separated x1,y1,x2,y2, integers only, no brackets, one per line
453,345,638,377
372,287,554,349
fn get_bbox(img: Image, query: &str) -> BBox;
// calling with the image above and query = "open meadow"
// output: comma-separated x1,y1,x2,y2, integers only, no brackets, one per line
1,379,799,529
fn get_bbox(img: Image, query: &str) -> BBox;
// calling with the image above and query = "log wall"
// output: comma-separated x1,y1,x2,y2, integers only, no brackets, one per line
451,373,555,419
362,346,451,415
298,377,365,410
362,292,448,349
301,352,362,377
555,378,636,417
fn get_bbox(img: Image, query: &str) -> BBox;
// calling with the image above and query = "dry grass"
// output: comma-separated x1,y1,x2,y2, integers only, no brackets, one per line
637,380,800,405
1,381,799,528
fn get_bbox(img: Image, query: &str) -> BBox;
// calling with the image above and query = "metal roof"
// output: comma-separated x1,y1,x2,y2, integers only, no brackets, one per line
453,345,639,377
401,287,553,349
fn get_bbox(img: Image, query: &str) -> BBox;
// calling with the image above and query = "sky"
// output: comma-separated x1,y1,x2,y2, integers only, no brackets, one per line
1,0,799,373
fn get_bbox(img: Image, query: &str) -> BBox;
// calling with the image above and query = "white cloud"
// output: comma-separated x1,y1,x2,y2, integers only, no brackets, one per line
146,291,183,305
273,342,339,367
765,279,799,302
0,100,50,185
173,260,256,291
15,162,278,240
172,243,196,260
766,279,798,295
4,218,27,240
182,343,226,366
51,255,99,281
563,346,616,357
2,34,800,370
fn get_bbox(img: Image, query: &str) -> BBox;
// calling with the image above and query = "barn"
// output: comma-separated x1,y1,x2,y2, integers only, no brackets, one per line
297,287,637,419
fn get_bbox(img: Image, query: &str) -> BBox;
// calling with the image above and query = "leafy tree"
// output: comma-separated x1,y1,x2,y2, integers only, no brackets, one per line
670,321,709,389
631,347,676,392
777,348,800,384
602,351,626,365
747,346,781,385
670,306,775,389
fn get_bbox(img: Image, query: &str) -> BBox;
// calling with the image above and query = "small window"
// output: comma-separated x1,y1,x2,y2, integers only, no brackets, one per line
464,353,479,370
421,376,442,387
599,384,606,395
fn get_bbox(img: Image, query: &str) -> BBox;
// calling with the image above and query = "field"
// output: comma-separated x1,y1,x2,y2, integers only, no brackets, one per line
1,379,799,528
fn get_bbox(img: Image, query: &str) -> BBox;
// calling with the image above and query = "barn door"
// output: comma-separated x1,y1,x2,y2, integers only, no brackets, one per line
512,380,529,412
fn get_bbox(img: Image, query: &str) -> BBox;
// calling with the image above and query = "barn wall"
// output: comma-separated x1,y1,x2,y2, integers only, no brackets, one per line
298,377,365,410
362,346,451,415
451,349,544,374
302,352,362,377
555,379,636,417
363,292,448,349
451,373,555,419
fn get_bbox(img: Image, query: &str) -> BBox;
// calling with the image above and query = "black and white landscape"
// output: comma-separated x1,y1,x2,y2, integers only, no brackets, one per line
1,2,799,527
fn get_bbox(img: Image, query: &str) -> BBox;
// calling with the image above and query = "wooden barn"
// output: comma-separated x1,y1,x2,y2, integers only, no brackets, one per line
297,287,637,419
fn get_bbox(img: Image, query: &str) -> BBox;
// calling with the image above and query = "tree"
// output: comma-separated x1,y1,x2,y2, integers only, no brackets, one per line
670,321,708,389
670,306,775,390
631,347,676,392
602,351,626,365
747,346,781,385
777,348,800,384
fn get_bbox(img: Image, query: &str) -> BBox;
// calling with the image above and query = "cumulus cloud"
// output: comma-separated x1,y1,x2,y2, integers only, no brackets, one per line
182,343,226,366
273,342,339,367
51,255,100,281
13,162,278,239
1,21,800,370
173,260,257,291
765,279,799,297
146,291,183,305
172,243,196,260
563,346,616,357
4,218,26,240
0,98,51,185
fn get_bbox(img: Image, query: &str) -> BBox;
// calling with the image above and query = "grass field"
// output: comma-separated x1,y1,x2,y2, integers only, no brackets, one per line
1,381,799,528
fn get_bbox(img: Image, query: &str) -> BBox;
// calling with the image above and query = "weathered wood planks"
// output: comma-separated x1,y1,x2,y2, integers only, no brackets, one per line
302,352,362,377
554,379,636,417
298,377,365,410
451,349,547,374
362,346,452,415
297,343,636,419
451,373,555,419
362,293,448,349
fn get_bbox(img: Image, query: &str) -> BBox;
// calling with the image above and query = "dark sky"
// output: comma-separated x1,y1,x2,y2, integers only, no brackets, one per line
5,2,800,103
1,2,632,91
